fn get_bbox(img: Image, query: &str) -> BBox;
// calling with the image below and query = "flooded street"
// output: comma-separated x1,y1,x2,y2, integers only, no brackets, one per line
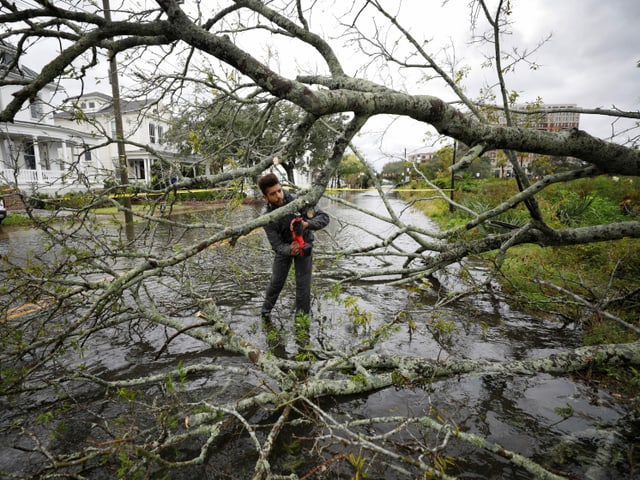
0,191,635,479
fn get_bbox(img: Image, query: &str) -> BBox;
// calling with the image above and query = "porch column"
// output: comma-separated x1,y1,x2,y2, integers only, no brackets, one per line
32,136,43,183
1,139,10,169
61,140,69,170
145,157,152,184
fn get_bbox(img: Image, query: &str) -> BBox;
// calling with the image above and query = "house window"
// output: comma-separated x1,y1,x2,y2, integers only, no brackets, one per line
149,123,156,143
24,143,36,170
131,159,146,180
30,97,43,119
84,149,92,162
157,125,164,143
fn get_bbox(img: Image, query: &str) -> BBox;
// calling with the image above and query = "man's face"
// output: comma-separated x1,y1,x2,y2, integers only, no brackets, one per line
263,183,284,207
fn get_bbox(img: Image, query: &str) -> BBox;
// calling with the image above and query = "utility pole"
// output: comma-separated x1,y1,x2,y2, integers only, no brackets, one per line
103,0,134,241
449,141,456,213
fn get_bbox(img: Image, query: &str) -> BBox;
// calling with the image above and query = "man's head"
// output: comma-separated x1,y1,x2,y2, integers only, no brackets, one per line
258,173,285,207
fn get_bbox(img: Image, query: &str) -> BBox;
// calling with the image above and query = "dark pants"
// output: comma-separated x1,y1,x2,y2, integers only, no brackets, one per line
261,253,313,316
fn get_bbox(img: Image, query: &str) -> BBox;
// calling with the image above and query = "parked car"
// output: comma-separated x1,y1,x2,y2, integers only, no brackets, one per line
0,197,6,224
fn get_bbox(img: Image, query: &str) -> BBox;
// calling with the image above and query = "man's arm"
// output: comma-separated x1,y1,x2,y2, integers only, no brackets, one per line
305,207,330,231
264,223,296,256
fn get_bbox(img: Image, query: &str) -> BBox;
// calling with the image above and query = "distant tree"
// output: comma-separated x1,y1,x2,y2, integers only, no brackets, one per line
465,156,493,178
336,153,368,188
165,96,347,182
529,155,587,177
381,159,408,184
432,145,456,178
164,96,266,174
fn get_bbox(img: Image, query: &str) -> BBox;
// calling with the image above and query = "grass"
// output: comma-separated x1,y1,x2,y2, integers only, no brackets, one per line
1,215,33,227
402,174,640,398
400,175,640,345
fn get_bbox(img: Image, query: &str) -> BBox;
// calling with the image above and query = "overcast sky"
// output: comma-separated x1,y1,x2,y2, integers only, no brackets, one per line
346,0,640,169
20,0,640,171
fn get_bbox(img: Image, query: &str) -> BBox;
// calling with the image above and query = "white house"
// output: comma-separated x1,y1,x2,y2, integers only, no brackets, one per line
0,42,101,194
55,91,201,188
1,41,305,196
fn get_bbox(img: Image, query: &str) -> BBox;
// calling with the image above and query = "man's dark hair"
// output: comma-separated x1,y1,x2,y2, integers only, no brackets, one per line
258,172,280,194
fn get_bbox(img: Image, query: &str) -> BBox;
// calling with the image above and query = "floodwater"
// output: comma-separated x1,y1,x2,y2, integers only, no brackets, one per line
0,191,636,479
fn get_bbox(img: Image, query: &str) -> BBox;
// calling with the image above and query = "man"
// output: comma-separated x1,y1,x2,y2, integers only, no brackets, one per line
258,172,330,321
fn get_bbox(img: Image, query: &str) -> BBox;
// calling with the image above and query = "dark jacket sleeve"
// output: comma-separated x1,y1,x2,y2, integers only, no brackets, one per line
305,206,330,231
301,205,329,246
264,221,292,256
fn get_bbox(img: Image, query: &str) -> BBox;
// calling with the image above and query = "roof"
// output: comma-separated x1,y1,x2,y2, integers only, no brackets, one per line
0,40,40,81
54,93,162,120
96,98,161,115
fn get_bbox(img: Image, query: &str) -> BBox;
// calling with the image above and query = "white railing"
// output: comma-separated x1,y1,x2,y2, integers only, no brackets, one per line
0,168,66,186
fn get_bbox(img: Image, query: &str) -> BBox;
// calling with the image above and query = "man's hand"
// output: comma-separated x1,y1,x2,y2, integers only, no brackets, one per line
290,241,300,256
290,219,309,231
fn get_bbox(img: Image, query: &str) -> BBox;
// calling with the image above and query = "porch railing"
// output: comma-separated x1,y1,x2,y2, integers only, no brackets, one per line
0,168,66,186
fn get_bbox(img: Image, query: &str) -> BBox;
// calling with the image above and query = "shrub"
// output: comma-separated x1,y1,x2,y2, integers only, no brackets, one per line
555,191,595,226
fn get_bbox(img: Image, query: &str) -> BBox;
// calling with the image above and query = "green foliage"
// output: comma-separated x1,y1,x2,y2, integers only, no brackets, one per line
349,372,369,386
117,387,137,402
344,295,372,327
326,281,343,301
463,198,529,231
402,175,640,347
430,453,456,478
584,318,637,346
177,360,187,387
35,410,55,426
116,450,146,480
163,363,189,394
403,197,450,223
600,365,640,390
381,160,409,184
427,312,459,347
391,370,409,387
500,239,640,342
266,326,280,344
0,213,33,226
620,191,640,217
554,403,574,419
294,312,311,337
117,451,134,479
337,154,370,188
321,284,398,351
347,452,370,480
164,95,347,176
530,155,581,177
279,438,305,472
158,410,179,431
294,313,316,361
555,191,596,225
543,176,636,226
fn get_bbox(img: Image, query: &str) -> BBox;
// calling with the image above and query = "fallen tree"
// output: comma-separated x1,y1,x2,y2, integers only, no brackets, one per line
0,1,639,478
